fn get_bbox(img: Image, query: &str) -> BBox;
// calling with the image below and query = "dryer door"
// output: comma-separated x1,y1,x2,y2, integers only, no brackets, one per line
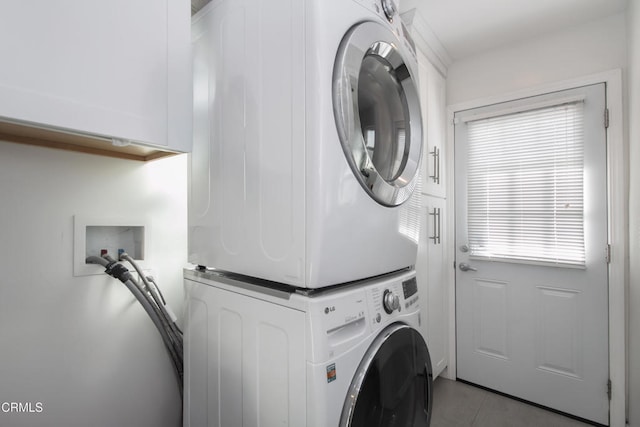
340,323,433,427
333,21,422,207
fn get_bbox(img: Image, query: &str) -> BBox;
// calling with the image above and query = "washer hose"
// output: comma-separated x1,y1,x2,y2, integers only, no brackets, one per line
86,254,183,396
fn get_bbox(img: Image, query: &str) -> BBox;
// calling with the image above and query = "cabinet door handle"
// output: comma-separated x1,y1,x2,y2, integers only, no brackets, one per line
436,207,441,244
429,146,440,184
428,207,441,245
436,146,440,184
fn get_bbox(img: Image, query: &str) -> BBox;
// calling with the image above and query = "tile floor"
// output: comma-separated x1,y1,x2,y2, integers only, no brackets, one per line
431,377,595,427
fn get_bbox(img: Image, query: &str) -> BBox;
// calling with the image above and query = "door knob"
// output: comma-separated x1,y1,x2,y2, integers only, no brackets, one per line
459,262,477,272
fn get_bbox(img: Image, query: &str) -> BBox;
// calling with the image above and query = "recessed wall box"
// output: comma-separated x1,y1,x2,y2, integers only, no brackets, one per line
74,215,148,277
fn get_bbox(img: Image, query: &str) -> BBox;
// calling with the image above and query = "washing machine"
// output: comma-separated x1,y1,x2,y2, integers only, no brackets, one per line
189,0,423,288
183,267,433,427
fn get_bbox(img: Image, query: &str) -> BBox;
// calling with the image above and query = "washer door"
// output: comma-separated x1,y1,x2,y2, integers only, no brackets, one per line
340,323,433,427
333,21,422,207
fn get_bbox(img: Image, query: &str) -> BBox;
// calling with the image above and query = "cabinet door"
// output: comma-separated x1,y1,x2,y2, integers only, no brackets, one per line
417,53,446,198
0,0,191,152
416,195,448,378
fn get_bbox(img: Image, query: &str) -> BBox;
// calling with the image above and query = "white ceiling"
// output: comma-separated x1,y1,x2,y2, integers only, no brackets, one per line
399,0,628,61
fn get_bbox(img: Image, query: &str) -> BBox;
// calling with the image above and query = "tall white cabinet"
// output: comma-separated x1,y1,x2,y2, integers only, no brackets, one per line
416,193,448,377
415,50,450,379
0,0,192,157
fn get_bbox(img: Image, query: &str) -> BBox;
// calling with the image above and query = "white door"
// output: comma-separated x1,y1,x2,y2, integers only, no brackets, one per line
454,84,609,425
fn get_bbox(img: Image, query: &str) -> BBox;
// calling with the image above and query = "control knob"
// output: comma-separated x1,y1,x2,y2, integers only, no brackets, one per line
381,0,397,22
383,289,400,314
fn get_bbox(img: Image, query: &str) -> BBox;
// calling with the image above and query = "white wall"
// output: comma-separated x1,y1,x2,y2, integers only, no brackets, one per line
627,1,640,425
447,13,627,105
0,141,187,427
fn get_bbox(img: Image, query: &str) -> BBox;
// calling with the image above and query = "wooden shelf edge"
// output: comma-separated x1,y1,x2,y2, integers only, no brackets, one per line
0,121,179,162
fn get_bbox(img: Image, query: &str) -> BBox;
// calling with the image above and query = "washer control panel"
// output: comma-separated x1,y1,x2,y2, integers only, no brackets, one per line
368,273,420,324
383,289,400,314
402,276,419,310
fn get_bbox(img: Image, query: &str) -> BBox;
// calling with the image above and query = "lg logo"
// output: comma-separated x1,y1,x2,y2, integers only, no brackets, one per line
324,306,335,314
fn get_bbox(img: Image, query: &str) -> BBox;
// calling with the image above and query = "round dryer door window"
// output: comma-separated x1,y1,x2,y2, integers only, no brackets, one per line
333,21,422,207
340,324,433,427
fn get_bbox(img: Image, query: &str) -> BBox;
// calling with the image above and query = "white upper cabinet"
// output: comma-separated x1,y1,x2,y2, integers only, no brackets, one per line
417,51,446,198
0,0,192,154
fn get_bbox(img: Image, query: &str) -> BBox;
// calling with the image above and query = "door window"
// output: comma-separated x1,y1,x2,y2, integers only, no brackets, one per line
340,324,432,427
464,100,586,267
333,22,422,206
358,48,409,181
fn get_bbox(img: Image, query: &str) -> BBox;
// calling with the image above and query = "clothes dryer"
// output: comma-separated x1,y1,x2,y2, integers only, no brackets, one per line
183,267,433,427
189,0,423,288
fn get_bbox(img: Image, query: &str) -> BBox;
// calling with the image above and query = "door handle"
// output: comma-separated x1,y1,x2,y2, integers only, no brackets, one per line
459,262,477,272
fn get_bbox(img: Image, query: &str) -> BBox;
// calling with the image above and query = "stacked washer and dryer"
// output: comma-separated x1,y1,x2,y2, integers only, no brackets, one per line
186,0,433,425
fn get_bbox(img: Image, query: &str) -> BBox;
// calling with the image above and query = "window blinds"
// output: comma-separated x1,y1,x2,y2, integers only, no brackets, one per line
465,102,586,267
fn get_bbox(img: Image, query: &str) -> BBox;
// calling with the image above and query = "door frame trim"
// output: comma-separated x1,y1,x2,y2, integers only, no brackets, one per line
444,69,626,427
